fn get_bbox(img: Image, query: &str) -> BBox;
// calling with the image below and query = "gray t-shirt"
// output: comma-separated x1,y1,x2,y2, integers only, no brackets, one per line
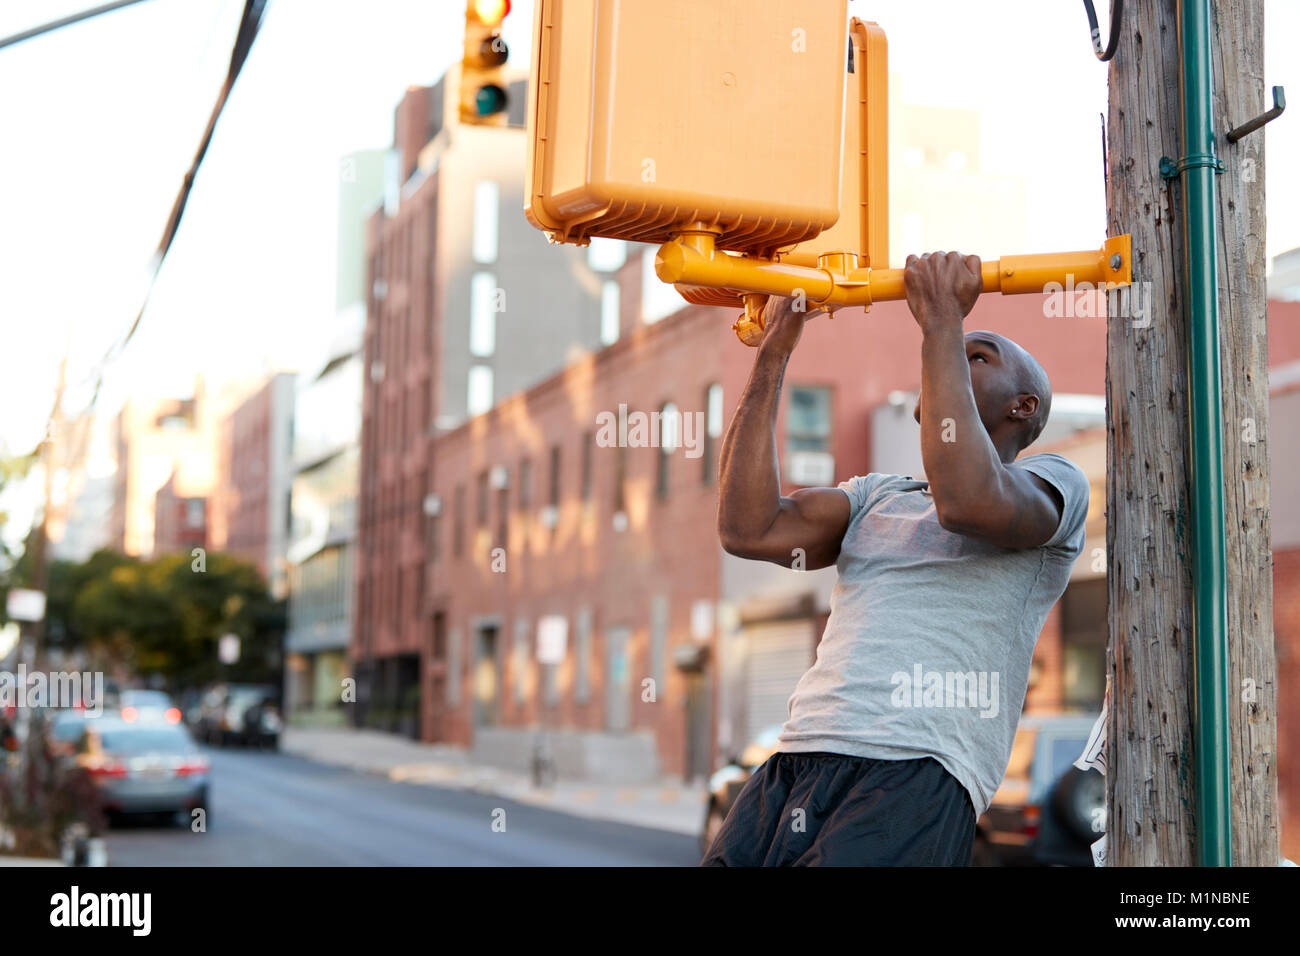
776,453,1090,817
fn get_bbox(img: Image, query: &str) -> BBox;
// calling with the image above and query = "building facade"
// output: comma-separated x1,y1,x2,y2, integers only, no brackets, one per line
213,373,295,596
152,470,207,557
353,70,614,733
109,385,216,559
283,148,386,724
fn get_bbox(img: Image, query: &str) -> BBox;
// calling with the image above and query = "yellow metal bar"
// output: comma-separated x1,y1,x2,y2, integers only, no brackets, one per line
656,231,1132,344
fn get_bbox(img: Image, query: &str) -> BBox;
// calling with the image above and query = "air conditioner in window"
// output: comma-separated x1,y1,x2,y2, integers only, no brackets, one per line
539,505,558,529
489,465,508,489
787,451,834,487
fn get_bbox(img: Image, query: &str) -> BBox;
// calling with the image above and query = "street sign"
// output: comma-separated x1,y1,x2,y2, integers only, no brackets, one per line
5,588,46,623
218,633,241,665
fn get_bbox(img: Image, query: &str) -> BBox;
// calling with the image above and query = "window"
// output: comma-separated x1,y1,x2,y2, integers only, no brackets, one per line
703,383,723,484
575,607,592,705
586,237,627,272
470,273,497,357
513,618,530,706
650,595,668,689
477,470,490,527
429,512,441,564
185,499,204,528
453,484,466,556
600,280,620,346
467,365,493,416
581,432,594,503
447,626,461,707
518,457,532,512
786,386,832,454
473,180,499,264
641,249,682,323
549,445,561,509
496,486,509,548
432,612,447,661
657,402,679,500
614,444,627,514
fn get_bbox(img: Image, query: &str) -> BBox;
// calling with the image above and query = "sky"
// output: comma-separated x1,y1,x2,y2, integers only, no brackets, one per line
1,0,1297,537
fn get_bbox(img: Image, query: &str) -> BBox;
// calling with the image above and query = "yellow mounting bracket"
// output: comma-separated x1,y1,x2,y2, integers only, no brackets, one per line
658,231,1133,346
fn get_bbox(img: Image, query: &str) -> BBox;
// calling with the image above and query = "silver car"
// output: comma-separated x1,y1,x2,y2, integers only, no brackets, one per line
75,717,210,821
118,689,181,726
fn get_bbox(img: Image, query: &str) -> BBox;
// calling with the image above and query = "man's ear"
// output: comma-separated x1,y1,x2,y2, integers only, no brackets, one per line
1008,394,1039,422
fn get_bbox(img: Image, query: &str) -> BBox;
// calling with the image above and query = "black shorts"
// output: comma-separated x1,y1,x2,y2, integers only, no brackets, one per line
700,751,977,866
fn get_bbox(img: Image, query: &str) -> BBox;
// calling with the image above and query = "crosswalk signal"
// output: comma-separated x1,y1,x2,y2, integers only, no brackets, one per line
461,0,512,125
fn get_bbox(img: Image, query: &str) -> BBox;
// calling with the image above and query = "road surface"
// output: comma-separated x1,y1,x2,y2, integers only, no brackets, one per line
104,748,702,866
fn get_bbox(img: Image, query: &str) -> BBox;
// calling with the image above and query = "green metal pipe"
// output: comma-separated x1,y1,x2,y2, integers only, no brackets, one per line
1178,0,1233,866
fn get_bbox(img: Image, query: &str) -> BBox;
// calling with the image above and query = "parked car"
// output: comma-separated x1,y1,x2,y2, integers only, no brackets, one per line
973,713,1104,866
118,689,182,725
177,688,204,728
74,717,210,823
700,712,1104,865
700,724,783,855
196,683,281,749
0,709,19,755
47,707,92,759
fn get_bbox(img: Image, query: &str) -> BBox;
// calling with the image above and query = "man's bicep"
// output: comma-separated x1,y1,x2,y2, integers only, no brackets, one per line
949,467,1060,549
762,486,852,568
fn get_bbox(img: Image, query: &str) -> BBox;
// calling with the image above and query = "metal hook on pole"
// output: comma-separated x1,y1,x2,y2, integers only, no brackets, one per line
1226,85,1286,144
1082,0,1124,62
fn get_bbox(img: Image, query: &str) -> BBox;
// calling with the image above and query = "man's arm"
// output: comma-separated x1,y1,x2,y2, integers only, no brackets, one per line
905,252,1062,549
716,296,850,569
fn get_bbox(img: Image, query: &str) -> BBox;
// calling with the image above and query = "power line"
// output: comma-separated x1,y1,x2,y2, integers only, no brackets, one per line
51,0,270,458
0,0,153,51
19,0,269,605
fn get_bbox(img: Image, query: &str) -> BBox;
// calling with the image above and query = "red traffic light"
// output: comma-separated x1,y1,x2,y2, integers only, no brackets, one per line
471,0,511,26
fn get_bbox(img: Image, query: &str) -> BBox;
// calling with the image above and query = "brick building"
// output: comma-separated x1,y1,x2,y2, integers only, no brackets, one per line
109,387,216,558
427,268,1300,800
152,470,207,556
427,257,1113,780
212,373,295,596
354,71,616,730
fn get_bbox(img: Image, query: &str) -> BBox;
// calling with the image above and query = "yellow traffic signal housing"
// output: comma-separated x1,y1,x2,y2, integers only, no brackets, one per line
461,0,513,125
781,20,888,272
523,1,1133,345
674,17,889,312
525,0,850,254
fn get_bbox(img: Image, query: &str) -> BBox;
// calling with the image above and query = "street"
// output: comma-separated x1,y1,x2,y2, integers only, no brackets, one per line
104,748,702,867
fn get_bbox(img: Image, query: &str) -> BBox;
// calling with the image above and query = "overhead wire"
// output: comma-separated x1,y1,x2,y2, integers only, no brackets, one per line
34,0,269,470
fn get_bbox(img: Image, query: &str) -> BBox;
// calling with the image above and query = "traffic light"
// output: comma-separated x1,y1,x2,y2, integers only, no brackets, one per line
461,0,512,125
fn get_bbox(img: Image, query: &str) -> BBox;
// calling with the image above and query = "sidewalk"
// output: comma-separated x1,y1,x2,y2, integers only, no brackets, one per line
280,726,709,837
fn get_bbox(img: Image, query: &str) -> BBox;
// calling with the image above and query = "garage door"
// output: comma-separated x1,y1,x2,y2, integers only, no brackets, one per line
742,619,815,746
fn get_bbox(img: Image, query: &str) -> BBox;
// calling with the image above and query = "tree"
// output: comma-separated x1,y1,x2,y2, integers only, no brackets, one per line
63,550,283,689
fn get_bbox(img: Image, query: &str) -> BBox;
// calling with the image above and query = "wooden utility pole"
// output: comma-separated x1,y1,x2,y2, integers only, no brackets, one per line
1105,0,1279,865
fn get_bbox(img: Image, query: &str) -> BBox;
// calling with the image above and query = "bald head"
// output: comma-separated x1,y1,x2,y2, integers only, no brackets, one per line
911,330,1055,461
976,331,1052,452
